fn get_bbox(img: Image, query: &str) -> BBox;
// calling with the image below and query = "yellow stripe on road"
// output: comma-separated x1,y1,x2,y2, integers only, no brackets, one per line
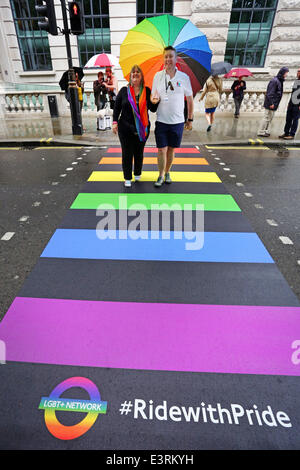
34,146,83,150
88,171,222,183
205,145,269,150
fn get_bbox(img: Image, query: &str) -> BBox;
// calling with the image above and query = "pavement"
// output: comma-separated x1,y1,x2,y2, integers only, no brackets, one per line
1,113,300,147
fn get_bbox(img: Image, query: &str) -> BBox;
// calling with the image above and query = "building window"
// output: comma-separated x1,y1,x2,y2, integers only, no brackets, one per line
10,0,52,71
78,0,111,66
225,0,278,67
137,0,173,23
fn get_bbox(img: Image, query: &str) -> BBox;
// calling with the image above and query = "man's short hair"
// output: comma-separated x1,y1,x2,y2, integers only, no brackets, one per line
164,46,177,56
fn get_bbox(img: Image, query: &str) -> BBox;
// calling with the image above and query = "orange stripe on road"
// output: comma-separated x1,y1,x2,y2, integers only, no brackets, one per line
99,157,208,165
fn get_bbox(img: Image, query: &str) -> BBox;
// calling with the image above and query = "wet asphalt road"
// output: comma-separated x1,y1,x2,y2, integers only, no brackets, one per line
0,145,102,319
202,144,300,302
0,143,299,320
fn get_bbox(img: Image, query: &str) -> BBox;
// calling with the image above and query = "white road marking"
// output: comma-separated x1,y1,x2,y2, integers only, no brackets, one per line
254,204,264,209
60,174,66,177
279,236,293,245
52,182,59,185
229,175,236,178
219,162,225,165
66,167,73,171
76,157,83,160
1,232,15,241
214,157,220,160
244,193,253,197
42,191,51,195
236,182,244,187
266,219,279,227
223,168,231,171
33,202,41,207
72,162,78,165
19,216,29,222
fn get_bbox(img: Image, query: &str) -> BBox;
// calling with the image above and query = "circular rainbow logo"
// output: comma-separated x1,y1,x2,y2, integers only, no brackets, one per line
39,377,107,440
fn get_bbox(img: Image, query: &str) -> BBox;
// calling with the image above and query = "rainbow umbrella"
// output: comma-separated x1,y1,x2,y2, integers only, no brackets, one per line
119,14,212,95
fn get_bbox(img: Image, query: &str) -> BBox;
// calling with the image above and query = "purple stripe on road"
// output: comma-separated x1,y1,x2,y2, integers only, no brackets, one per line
1,297,300,376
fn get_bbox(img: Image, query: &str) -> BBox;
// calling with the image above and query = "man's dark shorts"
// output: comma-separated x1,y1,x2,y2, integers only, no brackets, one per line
154,121,185,148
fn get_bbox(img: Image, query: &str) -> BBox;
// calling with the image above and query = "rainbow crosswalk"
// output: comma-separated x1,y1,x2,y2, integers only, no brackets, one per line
1,145,300,449
0,145,299,375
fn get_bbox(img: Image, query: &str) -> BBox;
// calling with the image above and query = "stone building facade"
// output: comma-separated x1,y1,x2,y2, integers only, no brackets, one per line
0,0,300,116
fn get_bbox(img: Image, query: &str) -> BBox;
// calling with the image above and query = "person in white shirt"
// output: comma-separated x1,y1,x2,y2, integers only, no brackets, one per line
151,46,194,187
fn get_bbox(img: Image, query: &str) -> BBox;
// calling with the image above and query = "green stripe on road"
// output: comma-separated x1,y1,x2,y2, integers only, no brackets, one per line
71,193,241,212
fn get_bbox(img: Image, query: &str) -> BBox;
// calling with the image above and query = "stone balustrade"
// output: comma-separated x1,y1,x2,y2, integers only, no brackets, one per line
0,88,293,118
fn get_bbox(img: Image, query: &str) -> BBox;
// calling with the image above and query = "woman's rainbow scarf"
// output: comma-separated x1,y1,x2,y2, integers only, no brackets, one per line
127,85,149,142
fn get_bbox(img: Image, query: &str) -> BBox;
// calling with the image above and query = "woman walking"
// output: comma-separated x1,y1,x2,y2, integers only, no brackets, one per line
199,75,223,132
113,65,158,187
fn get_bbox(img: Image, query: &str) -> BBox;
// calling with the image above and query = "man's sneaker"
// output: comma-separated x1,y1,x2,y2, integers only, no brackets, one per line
165,172,172,184
279,134,287,139
154,176,164,187
257,132,270,137
124,180,131,187
135,175,141,181
283,135,294,140
207,125,212,132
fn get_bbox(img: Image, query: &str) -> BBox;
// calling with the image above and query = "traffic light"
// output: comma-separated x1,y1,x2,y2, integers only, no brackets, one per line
35,0,58,36
69,1,85,35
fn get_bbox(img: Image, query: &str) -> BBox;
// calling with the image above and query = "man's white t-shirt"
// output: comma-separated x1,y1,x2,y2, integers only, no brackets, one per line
152,69,193,124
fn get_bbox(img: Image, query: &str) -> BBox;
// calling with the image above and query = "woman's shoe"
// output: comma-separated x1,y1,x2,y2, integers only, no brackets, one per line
135,175,141,181
124,180,132,188
154,176,164,187
165,172,172,184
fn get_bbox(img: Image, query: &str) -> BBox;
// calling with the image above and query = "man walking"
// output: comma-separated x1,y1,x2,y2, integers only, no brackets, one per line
151,46,194,187
279,68,300,140
257,66,289,137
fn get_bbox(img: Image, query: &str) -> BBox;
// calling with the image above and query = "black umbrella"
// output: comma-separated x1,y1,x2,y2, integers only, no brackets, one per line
210,61,232,76
59,67,84,91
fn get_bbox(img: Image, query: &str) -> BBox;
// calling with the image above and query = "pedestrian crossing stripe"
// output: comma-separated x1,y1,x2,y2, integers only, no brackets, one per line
88,171,222,183
99,157,209,165
71,193,241,211
41,229,274,264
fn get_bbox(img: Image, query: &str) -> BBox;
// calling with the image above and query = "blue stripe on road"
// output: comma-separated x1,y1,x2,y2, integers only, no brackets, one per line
41,229,274,263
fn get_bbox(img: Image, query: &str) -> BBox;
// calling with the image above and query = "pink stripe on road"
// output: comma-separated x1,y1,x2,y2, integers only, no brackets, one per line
1,297,300,376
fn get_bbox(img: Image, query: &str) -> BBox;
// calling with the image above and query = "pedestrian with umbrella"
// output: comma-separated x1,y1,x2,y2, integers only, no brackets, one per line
225,68,252,118
112,65,158,188
59,67,84,103
93,71,107,130
199,62,230,132
120,15,212,187
151,46,194,187
199,74,223,132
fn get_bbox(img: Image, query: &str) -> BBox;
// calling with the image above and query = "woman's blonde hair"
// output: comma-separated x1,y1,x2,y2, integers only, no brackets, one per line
129,65,144,87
